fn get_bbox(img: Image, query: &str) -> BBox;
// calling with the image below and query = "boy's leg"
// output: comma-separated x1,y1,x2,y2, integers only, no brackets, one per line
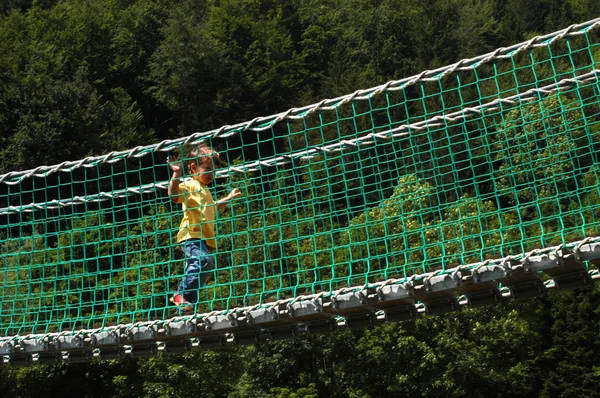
176,239,214,304
198,241,215,288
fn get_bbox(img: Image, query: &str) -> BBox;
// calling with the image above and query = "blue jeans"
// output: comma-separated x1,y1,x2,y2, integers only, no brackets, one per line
176,239,214,303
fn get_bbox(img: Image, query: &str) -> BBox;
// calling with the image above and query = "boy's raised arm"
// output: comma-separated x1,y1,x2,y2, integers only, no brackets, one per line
217,188,242,211
168,155,184,202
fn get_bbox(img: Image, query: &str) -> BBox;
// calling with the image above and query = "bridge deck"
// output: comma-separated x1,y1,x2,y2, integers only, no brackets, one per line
2,241,599,366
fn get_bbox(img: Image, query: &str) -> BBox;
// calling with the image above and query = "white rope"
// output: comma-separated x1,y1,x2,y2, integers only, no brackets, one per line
2,69,598,215
0,181,170,215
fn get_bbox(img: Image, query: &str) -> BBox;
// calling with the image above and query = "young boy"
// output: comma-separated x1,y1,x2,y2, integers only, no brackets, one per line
167,144,241,312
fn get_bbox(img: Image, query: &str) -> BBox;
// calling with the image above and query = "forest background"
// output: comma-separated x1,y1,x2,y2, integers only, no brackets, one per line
1,0,600,397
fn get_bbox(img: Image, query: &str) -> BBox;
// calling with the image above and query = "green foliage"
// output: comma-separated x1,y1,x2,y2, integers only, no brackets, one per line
2,1,600,396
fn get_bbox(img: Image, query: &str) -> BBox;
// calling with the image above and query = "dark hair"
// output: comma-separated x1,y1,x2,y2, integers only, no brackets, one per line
177,143,221,174
192,143,222,168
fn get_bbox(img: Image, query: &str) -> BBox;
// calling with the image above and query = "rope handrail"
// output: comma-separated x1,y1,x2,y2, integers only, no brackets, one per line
2,69,597,215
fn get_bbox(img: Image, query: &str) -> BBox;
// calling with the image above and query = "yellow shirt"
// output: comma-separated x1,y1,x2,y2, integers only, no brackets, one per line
174,178,217,248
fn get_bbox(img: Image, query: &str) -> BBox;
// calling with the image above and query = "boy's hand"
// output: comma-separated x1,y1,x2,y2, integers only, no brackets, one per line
168,155,183,177
229,188,242,200
217,188,242,211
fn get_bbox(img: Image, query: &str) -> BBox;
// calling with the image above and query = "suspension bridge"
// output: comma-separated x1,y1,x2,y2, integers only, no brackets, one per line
2,18,600,366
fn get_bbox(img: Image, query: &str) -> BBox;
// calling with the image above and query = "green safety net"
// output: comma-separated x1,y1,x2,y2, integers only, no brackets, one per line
2,19,600,337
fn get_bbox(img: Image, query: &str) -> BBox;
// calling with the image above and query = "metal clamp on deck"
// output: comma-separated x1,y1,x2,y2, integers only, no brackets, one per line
331,290,367,310
471,263,511,283
522,249,585,277
522,253,562,273
423,272,462,293
203,313,238,331
164,319,197,336
574,241,600,264
376,281,414,304
287,297,323,319
245,306,279,325
18,337,50,353
125,324,158,342
90,330,120,346
54,334,84,350
0,340,15,355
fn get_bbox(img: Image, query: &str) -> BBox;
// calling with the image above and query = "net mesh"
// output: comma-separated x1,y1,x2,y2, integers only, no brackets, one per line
2,19,600,336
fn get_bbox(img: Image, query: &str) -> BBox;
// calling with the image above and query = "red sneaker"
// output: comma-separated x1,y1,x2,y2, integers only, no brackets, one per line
170,294,192,309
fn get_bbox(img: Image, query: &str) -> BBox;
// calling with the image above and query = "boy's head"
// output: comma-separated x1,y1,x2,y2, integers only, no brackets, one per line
184,143,221,185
